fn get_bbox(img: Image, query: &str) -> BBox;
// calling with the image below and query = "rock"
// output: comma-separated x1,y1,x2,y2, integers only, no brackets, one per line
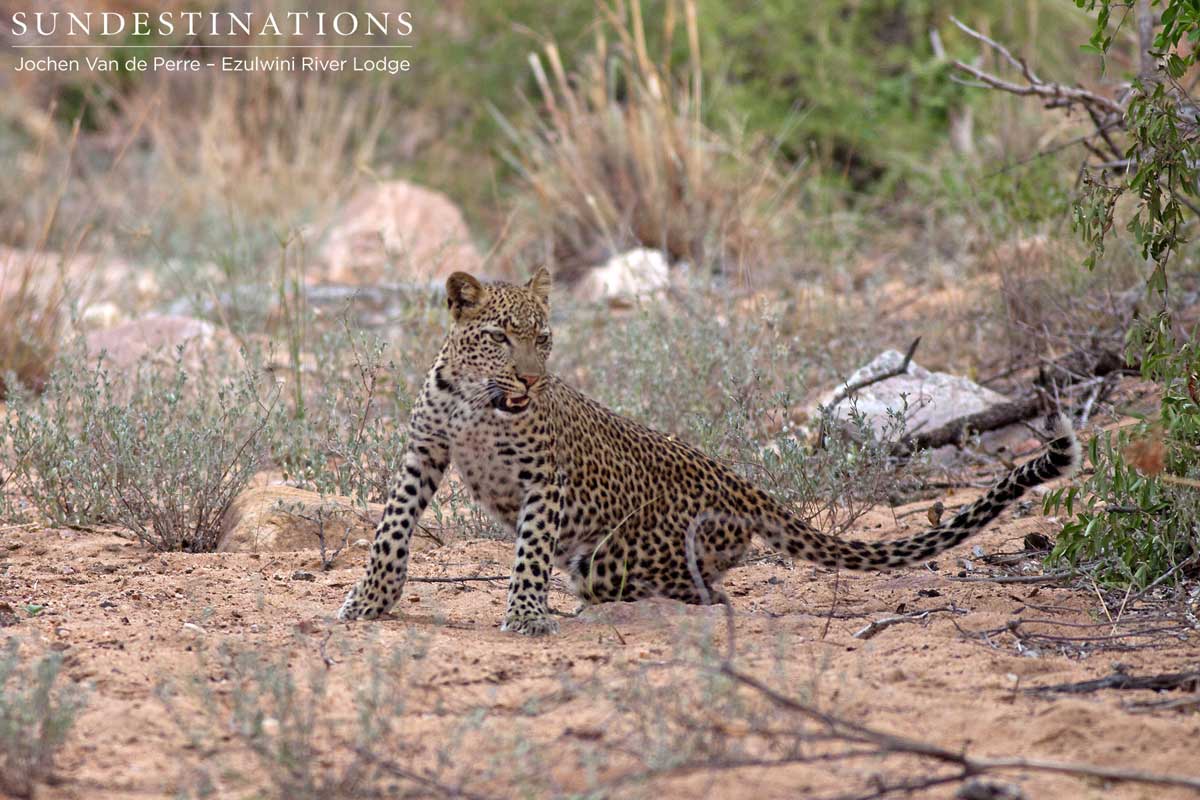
314,181,481,285
815,350,1012,442
79,302,126,331
291,570,317,582
218,486,388,554
83,315,242,375
575,248,670,304
0,246,160,311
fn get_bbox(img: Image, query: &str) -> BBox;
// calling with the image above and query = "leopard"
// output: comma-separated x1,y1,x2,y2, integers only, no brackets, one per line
337,268,1081,635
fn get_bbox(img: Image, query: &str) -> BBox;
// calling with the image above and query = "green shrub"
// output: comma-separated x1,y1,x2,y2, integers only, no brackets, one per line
5,348,274,551
1046,317,1200,586
273,327,413,507
165,638,497,800
0,640,87,799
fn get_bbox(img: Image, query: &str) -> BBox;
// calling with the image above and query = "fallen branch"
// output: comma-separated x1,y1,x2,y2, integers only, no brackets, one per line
408,574,508,584
1027,669,1200,696
893,347,1130,455
853,605,964,640
678,533,1200,797
1128,694,1200,713
948,571,1075,585
721,664,1200,794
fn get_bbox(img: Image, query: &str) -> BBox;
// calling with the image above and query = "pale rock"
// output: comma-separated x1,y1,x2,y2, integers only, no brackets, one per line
79,302,126,331
575,248,670,304
83,315,242,375
219,486,384,555
314,180,481,285
816,350,1012,442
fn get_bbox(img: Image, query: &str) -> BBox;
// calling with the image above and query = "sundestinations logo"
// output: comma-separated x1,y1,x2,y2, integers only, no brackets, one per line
7,10,414,39
5,7,416,76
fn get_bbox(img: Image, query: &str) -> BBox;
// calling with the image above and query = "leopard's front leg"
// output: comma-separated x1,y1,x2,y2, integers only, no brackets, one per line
338,436,448,621
501,480,561,636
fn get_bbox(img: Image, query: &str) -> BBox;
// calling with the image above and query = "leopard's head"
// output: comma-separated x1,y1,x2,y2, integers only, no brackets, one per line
443,268,553,414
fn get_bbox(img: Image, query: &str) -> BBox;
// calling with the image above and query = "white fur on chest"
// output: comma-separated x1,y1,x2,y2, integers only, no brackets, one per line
447,407,526,530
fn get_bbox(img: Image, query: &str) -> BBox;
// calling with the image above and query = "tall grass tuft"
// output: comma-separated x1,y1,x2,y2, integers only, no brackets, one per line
0,640,87,799
0,119,86,401
496,0,802,283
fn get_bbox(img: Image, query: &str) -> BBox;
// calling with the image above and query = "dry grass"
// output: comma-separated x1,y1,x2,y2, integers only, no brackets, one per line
2,53,390,269
0,253,66,400
496,0,803,284
0,119,87,401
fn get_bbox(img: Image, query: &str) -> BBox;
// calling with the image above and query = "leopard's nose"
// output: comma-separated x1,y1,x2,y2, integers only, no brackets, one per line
518,374,542,389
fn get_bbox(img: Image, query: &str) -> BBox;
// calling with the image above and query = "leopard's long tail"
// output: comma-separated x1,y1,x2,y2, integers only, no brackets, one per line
764,414,1081,570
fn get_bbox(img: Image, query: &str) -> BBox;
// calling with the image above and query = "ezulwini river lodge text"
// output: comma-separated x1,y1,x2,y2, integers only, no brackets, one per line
15,54,411,75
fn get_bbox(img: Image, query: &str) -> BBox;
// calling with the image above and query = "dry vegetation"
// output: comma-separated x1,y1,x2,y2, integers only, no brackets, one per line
495,2,802,283
0,1,1198,798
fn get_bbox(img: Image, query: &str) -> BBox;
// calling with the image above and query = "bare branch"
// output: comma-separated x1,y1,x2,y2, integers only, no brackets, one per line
852,605,965,640
949,16,1124,117
824,337,921,412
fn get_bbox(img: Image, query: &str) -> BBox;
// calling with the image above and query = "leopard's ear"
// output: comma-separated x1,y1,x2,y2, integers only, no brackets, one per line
446,272,486,320
526,267,552,307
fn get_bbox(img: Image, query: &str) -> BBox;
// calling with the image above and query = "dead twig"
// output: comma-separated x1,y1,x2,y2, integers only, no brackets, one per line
1026,669,1200,696
720,664,1200,793
817,338,920,449
948,571,1075,585
825,337,921,411
408,574,509,584
1127,694,1200,713
949,17,1124,117
852,605,965,640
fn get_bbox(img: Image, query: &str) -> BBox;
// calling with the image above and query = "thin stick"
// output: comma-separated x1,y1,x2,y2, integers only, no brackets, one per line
948,571,1074,585
823,337,921,412
949,17,1124,116
408,575,509,584
853,605,964,640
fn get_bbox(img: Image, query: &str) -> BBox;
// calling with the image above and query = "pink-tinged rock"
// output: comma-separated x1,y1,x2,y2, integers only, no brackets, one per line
0,246,159,310
815,350,1012,442
314,181,481,285
218,485,442,557
83,315,241,374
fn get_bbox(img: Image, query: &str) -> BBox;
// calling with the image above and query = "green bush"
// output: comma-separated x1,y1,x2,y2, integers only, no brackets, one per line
0,640,87,799
1047,317,1200,586
5,348,274,551
273,327,414,506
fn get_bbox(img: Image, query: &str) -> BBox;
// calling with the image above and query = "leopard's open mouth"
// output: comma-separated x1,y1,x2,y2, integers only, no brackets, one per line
492,394,531,413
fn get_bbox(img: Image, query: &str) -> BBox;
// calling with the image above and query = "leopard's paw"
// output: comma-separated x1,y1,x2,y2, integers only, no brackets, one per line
337,582,383,622
501,614,560,636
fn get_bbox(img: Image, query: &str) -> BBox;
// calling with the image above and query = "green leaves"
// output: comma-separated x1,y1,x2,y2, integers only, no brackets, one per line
1046,316,1200,587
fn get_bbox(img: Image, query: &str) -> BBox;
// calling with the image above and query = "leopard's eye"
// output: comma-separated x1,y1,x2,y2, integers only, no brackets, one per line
536,333,550,347
488,331,509,345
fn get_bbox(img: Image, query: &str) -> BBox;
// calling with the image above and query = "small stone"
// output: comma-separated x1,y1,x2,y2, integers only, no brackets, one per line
291,570,316,582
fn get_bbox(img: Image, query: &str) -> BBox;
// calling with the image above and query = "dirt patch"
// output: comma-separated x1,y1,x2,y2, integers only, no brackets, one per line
2,511,1197,799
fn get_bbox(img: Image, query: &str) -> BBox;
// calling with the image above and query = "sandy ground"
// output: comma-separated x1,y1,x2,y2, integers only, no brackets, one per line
2,499,1198,800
